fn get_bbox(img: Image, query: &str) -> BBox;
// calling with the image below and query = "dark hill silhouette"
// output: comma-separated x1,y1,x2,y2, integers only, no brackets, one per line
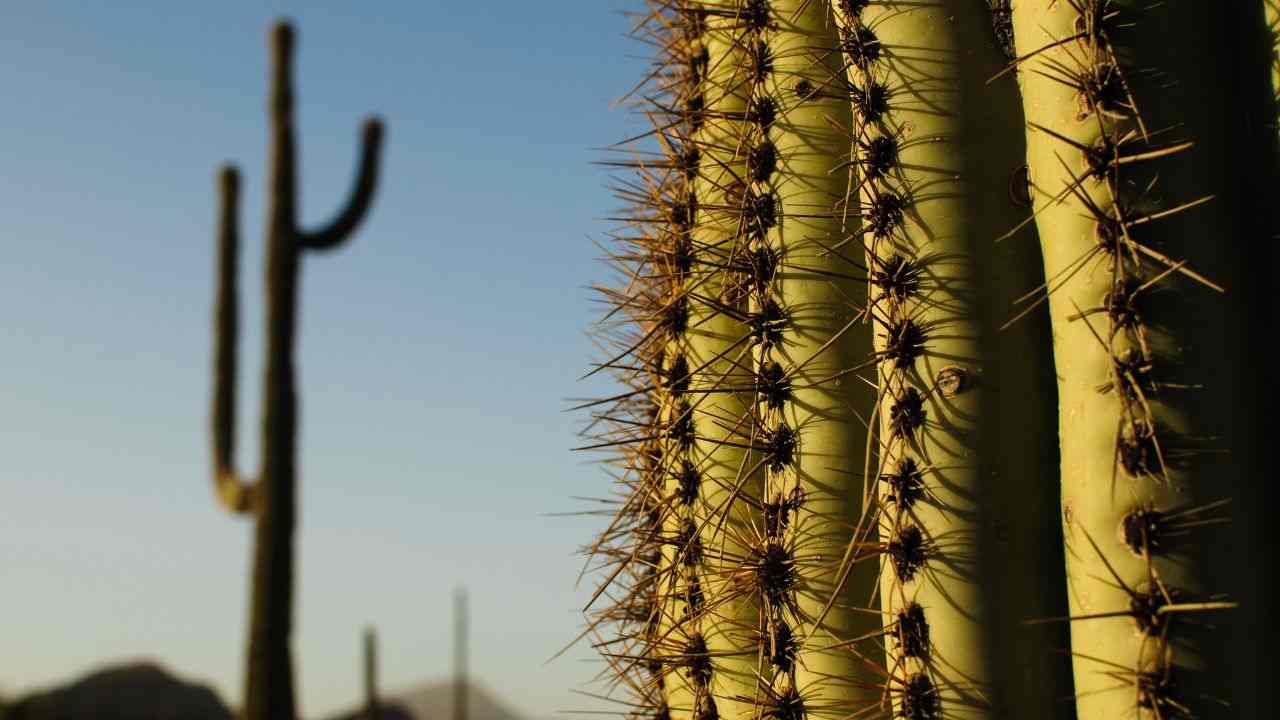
325,704,414,720
324,680,524,720
4,660,232,720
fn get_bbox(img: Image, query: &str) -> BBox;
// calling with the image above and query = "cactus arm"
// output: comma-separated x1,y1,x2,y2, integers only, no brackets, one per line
212,164,256,515
1009,2,1163,708
299,119,385,251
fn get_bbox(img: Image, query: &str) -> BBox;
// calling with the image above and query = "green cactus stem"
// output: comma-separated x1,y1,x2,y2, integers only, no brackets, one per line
579,3,881,718
210,19,384,720
636,3,763,718
1009,1,1254,716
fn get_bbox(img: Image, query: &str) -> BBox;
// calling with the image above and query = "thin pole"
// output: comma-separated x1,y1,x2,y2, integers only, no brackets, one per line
364,625,378,720
454,587,468,720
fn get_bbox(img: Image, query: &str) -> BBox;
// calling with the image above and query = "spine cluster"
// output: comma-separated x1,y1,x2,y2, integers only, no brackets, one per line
730,0,803,714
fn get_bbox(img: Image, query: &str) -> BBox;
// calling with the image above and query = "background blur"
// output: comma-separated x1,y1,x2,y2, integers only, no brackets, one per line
0,1,645,716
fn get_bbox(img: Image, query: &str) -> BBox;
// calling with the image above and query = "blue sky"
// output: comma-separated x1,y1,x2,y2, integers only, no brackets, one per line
0,2,647,716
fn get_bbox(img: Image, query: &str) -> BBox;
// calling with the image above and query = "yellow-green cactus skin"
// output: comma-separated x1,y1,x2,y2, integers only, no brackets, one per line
680,5,761,720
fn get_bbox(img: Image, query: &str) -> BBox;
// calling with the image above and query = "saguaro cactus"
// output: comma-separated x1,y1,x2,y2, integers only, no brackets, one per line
210,19,384,720
581,2,1270,719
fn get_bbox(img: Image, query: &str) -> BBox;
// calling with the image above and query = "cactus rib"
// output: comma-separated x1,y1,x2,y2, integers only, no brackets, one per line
1009,1,1249,716
831,2,1073,717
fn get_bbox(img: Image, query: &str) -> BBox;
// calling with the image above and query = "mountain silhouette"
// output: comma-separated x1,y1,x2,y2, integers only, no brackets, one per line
4,660,232,720
324,680,525,720
1,663,523,720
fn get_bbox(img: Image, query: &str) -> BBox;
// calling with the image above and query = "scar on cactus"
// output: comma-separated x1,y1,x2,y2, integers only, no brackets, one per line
210,18,384,720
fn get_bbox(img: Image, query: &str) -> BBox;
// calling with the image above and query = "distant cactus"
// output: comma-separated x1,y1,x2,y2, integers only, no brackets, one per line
580,2,1270,719
209,19,384,720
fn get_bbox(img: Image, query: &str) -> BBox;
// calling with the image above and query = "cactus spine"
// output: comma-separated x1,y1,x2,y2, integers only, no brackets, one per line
210,20,384,720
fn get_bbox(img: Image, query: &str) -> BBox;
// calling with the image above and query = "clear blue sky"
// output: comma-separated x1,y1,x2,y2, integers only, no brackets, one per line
0,2,645,717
